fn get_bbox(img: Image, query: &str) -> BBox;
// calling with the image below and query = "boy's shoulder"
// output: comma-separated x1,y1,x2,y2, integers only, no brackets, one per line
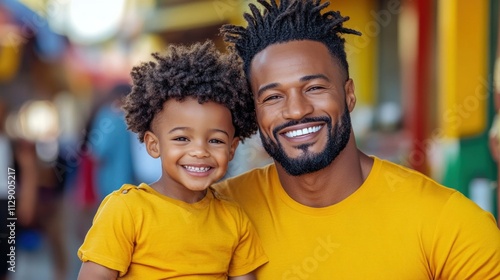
107,183,150,201
116,183,143,193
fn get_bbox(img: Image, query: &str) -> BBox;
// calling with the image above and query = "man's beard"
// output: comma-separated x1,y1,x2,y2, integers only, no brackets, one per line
259,105,351,176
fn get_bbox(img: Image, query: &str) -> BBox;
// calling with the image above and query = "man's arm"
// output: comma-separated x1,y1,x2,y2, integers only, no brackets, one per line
431,192,500,279
77,261,118,280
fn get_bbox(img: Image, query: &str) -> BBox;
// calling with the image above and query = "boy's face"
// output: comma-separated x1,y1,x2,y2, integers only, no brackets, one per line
145,98,238,198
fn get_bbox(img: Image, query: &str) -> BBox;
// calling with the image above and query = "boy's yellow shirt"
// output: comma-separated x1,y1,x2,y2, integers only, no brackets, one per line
78,183,267,278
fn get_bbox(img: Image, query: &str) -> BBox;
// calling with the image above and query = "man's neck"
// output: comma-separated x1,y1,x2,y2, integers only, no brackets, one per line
275,145,373,208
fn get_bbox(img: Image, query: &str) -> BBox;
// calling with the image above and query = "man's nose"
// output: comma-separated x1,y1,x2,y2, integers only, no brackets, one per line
282,92,314,120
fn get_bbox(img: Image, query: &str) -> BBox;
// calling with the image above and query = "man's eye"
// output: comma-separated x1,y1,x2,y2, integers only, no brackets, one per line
209,139,225,144
307,86,324,92
263,95,281,102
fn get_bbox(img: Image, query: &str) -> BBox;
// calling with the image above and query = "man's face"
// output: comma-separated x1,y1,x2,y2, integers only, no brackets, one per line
249,40,356,176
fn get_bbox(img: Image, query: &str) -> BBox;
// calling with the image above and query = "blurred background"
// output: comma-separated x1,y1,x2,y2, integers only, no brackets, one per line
0,0,499,279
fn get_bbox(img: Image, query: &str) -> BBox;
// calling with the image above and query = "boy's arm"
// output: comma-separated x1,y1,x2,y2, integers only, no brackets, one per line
77,261,119,280
228,272,256,280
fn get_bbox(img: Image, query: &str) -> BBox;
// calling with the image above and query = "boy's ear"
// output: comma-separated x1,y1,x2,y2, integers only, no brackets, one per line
144,131,160,158
228,137,240,161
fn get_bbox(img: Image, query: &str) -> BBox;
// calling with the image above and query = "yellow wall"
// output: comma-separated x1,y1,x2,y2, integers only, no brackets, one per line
438,0,489,138
334,0,379,106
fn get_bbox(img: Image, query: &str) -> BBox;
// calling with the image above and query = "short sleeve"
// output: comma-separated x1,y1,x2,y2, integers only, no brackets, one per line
431,191,500,279
77,192,135,276
228,206,268,276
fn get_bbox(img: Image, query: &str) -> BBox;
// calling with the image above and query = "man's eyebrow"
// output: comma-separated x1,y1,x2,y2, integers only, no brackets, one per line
257,82,280,97
300,74,330,82
256,74,330,97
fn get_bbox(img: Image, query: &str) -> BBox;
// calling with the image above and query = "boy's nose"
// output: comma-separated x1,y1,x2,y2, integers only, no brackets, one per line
188,143,210,158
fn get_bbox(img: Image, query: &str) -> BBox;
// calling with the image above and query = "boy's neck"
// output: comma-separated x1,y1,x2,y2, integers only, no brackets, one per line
150,180,208,204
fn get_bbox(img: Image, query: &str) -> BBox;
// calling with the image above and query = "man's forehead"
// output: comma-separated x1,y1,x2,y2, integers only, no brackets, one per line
249,41,346,85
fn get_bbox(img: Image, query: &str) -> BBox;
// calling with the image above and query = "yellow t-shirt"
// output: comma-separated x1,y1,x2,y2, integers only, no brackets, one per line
78,183,268,279
214,157,500,279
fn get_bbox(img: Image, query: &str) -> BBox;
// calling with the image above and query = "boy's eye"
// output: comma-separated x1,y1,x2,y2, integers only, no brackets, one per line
173,137,189,142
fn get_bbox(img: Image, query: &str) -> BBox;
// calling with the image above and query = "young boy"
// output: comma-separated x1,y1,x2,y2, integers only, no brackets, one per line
77,41,268,279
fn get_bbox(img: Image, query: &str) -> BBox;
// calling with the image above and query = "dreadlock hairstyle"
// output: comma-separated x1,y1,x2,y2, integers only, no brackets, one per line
123,40,258,142
221,0,361,78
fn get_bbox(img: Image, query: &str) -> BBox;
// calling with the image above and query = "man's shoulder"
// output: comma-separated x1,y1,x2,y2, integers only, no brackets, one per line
371,157,461,203
375,157,450,187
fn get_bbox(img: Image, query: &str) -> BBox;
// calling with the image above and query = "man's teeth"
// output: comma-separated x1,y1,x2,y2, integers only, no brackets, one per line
284,125,322,138
184,166,210,172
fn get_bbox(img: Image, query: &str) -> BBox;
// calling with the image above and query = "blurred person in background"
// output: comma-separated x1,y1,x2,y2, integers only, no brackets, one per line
488,4,500,227
75,83,162,243
0,98,13,280
73,110,100,242
0,1,71,279
489,72,500,227
86,84,136,201
14,128,67,280
492,107,500,227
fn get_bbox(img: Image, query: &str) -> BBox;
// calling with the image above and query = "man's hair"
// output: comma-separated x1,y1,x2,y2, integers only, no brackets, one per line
123,40,258,142
221,0,361,78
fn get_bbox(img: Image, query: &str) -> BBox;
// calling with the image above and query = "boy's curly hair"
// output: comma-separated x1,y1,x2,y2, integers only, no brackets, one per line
221,0,361,78
123,40,258,142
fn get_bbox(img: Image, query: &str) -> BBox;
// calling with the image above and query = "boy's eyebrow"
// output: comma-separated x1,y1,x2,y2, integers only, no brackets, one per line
168,127,190,134
211,129,230,137
256,74,330,97
168,127,230,137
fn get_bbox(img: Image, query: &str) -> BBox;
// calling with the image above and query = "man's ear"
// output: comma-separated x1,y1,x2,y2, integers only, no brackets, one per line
144,131,160,158
345,78,356,112
228,137,240,161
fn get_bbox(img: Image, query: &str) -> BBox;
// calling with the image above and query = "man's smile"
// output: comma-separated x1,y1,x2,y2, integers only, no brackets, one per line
282,124,324,138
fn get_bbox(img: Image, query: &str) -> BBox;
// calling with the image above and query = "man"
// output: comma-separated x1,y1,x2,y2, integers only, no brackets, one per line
214,0,500,279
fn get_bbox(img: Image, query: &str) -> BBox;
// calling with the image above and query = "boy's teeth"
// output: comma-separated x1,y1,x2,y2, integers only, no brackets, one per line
284,125,322,138
184,166,210,172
